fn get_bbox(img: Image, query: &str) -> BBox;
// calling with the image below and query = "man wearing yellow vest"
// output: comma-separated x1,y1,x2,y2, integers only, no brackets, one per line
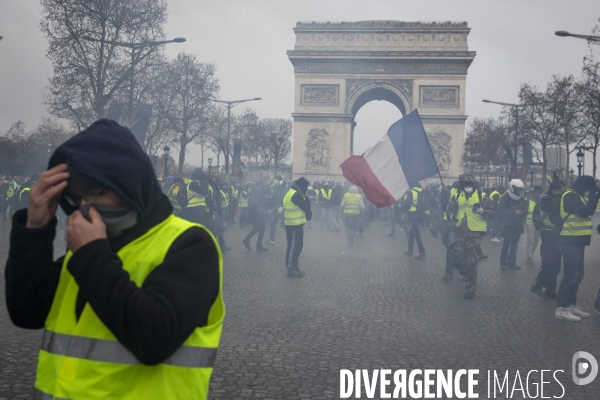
166,177,187,215
228,181,240,224
283,177,312,278
530,175,565,299
554,175,599,321
181,168,212,226
443,174,494,299
239,185,249,228
397,183,427,260
340,185,365,247
5,120,224,399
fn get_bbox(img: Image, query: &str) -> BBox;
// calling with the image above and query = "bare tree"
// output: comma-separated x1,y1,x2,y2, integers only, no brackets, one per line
463,117,508,183
581,56,600,178
41,0,168,127
259,118,293,172
518,82,561,188
159,53,219,174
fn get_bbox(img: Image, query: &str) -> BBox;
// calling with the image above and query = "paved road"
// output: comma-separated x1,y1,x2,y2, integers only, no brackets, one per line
1,217,600,399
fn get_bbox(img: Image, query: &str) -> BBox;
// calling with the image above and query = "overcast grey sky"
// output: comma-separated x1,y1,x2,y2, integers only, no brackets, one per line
1,0,599,171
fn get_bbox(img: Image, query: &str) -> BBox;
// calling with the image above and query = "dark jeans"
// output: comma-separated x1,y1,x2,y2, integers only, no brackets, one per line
286,225,304,268
500,224,522,266
556,243,585,308
240,207,248,227
533,230,561,292
408,220,425,255
244,222,265,247
344,215,359,247
269,209,284,241
228,200,238,223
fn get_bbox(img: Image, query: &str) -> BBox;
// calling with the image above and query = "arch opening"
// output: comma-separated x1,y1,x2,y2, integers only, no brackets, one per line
352,99,403,155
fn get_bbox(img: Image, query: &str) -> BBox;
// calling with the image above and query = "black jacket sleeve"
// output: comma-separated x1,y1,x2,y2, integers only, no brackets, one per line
5,210,220,366
291,190,312,220
563,192,600,218
398,192,413,215
5,210,63,328
67,227,220,365
189,180,209,197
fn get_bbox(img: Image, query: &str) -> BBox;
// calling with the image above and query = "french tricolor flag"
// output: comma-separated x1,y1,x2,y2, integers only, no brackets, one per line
340,110,440,208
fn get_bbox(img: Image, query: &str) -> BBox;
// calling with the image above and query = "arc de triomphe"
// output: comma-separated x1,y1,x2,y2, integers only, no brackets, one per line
287,21,476,182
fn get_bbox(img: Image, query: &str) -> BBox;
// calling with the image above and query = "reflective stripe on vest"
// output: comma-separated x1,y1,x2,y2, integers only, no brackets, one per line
186,181,206,208
230,187,239,200
35,215,225,400
343,193,361,215
283,188,306,226
41,330,217,368
455,190,487,232
526,199,535,225
560,190,592,236
20,187,30,202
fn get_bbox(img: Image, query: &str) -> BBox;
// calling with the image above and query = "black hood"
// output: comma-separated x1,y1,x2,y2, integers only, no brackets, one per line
571,175,597,196
294,177,309,193
48,119,163,220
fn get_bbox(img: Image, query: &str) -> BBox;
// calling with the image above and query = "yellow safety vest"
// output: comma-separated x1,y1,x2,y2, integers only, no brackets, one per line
408,187,422,212
7,181,18,198
314,190,320,204
19,187,30,203
343,192,362,215
538,207,555,231
230,187,239,200
526,199,536,225
490,190,500,202
239,191,248,208
455,190,487,232
319,188,331,201
167,184,182,214
35,215,224,400
220,190,228,209
283,188,306,226
560,190,592,237
205,186,214,213
186,181,206,208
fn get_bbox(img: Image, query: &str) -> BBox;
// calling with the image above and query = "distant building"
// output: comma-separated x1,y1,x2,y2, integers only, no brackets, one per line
547,146,567,168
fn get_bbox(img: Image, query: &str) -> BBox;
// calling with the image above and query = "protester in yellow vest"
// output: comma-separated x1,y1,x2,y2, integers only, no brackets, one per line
18,173,40,209
530,174,565,300
443,174,494,299
181,168,211,226
397,184,427,260
239,185,249,228
5,120,224,399
524,186,542,267
166,177,187,215
554,175,599,322
283,177,311,278
340,185,364,247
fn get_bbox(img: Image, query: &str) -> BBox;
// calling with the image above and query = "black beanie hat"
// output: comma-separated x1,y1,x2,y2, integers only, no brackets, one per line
294,177,309,193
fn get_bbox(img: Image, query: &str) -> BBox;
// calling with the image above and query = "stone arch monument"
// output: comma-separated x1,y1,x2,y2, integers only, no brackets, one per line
287,21,476,181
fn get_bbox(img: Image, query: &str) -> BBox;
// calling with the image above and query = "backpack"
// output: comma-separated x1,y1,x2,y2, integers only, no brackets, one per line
415,190,430,214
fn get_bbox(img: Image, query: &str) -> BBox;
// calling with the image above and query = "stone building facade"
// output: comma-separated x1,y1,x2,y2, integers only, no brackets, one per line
287,21,476,182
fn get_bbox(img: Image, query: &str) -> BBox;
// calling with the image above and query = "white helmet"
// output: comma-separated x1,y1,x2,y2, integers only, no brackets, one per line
509,179,524,193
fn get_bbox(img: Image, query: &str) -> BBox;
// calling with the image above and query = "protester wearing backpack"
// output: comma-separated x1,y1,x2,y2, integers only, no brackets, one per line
530,175,565,299
398,183,428,260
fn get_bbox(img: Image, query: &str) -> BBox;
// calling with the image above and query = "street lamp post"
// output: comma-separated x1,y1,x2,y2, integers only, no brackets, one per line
570,168,575,184
482,99,521,179
555,31,600,44
211,97,262,175
576,148,585,177
163,145,170,178
81,36,186,118
208,158,213,175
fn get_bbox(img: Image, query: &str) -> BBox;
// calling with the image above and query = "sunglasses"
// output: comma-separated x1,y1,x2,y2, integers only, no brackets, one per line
64,188,109,207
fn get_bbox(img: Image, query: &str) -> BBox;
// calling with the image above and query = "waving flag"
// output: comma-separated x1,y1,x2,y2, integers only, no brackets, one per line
340,109,440,208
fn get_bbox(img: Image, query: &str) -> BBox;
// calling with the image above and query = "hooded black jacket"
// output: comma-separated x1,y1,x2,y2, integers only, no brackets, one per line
5,120,220,365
